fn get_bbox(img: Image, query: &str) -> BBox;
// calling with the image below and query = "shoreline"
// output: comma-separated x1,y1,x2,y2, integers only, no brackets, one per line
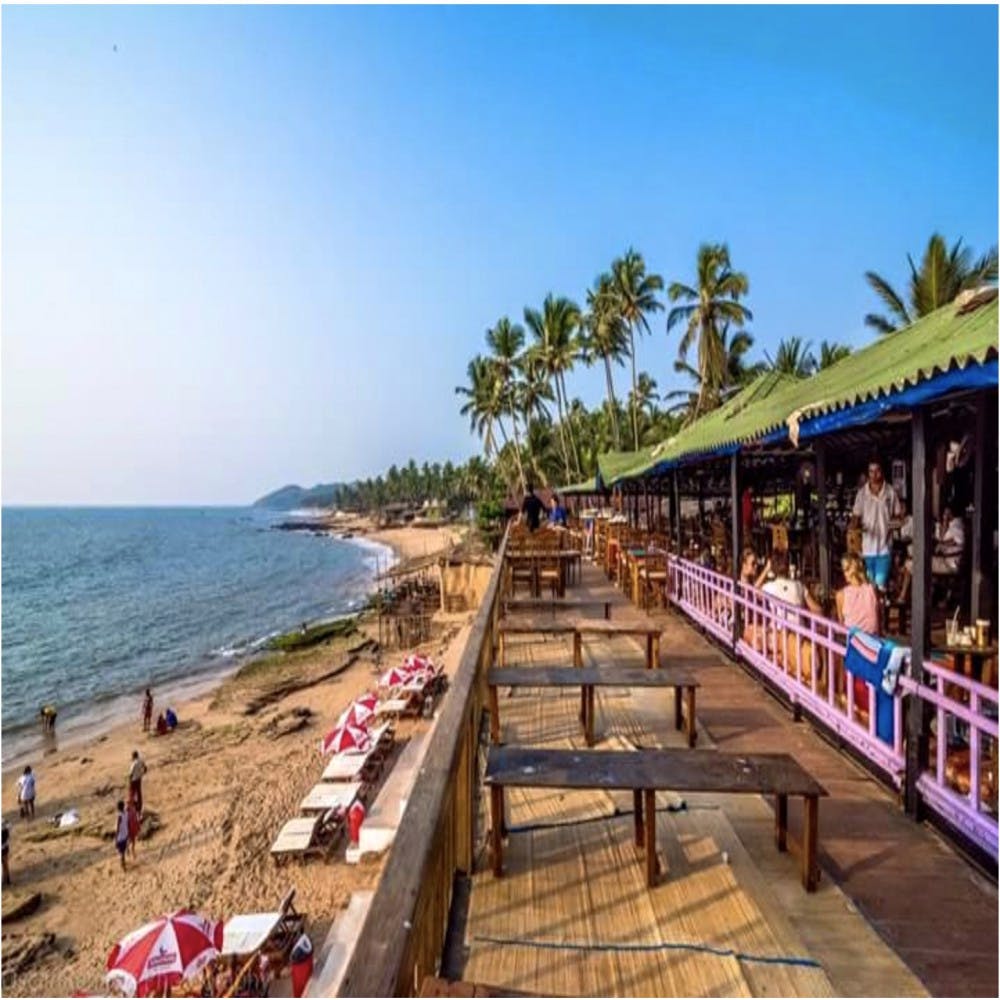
0,518,432,776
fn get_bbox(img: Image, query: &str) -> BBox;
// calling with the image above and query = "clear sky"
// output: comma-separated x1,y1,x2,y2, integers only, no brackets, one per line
2,4,997,505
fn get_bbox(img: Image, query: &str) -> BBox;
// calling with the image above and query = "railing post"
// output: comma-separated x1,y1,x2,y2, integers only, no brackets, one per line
906,407,933,816
815,441,831,599
730,451,741,649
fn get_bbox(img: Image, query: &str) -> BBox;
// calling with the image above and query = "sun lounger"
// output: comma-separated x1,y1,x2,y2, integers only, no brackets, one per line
270,808,345,863
222,888,306,983
300,781,362,815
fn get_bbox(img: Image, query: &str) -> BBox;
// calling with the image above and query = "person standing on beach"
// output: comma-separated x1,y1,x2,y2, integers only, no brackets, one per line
114,800,130,871
125,797,141,858
16,766,36,820
142,688,153,733
128,750,147,815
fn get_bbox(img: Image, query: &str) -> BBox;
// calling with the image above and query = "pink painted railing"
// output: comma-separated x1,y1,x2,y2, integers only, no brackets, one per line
665,555,998,860
900,662,999,857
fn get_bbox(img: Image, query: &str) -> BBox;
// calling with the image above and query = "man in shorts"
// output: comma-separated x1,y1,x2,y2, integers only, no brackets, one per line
851,457,901,591
128,750,148,815
16,766,36,820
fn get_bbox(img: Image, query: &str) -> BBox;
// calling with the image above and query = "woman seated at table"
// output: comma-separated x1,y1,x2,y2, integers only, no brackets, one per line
835,553,880,714
739,547,769,589
743,551,821,680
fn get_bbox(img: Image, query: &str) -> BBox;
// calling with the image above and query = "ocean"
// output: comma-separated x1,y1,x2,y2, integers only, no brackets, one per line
0,507,393,765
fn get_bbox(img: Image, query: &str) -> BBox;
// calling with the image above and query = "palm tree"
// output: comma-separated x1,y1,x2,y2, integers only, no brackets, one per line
486,317,528,492
581,273,629,450
610,250,664,451
864,233,998,334
455,355,504,470
667,243,752,419
765,337,816,378
524,294,582,480
817,340,851,370
667,327,761,422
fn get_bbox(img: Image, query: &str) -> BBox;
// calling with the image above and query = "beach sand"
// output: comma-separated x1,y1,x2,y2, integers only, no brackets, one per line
0,522,473,996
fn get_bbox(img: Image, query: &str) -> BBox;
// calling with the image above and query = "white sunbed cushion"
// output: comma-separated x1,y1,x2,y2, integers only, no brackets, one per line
270,815,319,855
221,912,283,955
300,781,362,814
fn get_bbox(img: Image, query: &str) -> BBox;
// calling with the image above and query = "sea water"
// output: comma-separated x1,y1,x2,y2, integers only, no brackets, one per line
0,507,393,764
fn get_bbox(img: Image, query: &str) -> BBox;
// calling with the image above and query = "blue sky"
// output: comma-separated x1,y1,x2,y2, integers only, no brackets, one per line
2,4,997,505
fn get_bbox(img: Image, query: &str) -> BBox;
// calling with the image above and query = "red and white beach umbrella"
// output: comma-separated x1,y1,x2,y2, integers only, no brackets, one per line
321,721,372,757
337,693,378,728
404,653,435,674
105,910,222,998
379,665,415,689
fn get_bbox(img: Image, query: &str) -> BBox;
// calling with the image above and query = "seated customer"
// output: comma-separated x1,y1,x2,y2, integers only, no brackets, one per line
836,554,880,715
739,547,770,589
547,493,568,528
932,507,965,575
760,550,822,682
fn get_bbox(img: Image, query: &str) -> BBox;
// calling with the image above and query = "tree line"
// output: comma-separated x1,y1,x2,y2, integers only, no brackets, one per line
455,233,997,496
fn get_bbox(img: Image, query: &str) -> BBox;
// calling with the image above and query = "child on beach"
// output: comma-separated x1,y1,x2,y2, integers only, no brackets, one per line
114,800,130,871
128,750,147,815
142,688,154,732
17,765,36,819
125,798,141,858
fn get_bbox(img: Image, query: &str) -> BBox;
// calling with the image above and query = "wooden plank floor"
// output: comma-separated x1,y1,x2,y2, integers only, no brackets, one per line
456,564,986,997
466,586,840,997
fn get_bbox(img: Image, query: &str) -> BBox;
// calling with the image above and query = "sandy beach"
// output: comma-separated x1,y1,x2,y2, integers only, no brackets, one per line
1,522,470,996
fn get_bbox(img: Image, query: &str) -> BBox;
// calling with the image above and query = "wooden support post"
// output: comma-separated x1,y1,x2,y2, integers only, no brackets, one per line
730,452,742,646
775,793,788,851
906,407,933,816
672,470,681,552
674,687,683,731
970,391,995,620
490,785,504,877
684,686,697,747
815,441,831,598
643,789,658,886
488,684,500,743
802,795,820,891
633,789,644,847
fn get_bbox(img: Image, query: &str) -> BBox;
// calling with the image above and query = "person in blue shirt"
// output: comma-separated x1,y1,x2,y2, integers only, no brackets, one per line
548,493,568,528
164,707,178,730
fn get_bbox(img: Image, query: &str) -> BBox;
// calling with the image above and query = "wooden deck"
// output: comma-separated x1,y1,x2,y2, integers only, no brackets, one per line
455,563,997,997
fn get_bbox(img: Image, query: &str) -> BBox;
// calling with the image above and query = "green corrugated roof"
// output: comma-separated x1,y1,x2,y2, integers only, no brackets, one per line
559,476,600,495
603,296,998,483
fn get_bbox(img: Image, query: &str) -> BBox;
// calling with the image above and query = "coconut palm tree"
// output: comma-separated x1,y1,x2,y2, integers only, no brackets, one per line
455,355,498,458
581,273,629,450
817,340,852,370
765,337,816,378
524,294,582,481
486,317,528,492
864,233,998,334
667,244,752,419
610,250,664,451
666,326,761,422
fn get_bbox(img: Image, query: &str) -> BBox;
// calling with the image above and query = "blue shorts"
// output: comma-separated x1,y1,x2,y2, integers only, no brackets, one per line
864,554,891,589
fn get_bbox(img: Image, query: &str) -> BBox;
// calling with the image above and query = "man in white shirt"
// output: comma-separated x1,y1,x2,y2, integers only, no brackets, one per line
932,507,965,575
851,458,901,590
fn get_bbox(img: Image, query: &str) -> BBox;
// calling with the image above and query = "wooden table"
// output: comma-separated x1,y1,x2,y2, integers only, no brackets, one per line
497,617,577,666
503,597,612,620
504,550,581,597
485,746,827,890
488,666,699,747
574,618,663,671
932,644,998,685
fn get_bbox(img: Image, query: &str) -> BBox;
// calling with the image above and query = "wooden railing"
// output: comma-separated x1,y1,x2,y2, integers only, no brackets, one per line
337,527,509,997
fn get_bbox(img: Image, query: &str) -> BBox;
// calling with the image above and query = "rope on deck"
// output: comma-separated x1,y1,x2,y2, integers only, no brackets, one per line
471,933,822,969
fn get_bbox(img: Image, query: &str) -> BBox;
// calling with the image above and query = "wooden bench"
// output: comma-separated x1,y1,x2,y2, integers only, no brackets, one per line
485,746,826,891
573,618,663,671
503,596,612,619
497,617,577,666
488,666,699,747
